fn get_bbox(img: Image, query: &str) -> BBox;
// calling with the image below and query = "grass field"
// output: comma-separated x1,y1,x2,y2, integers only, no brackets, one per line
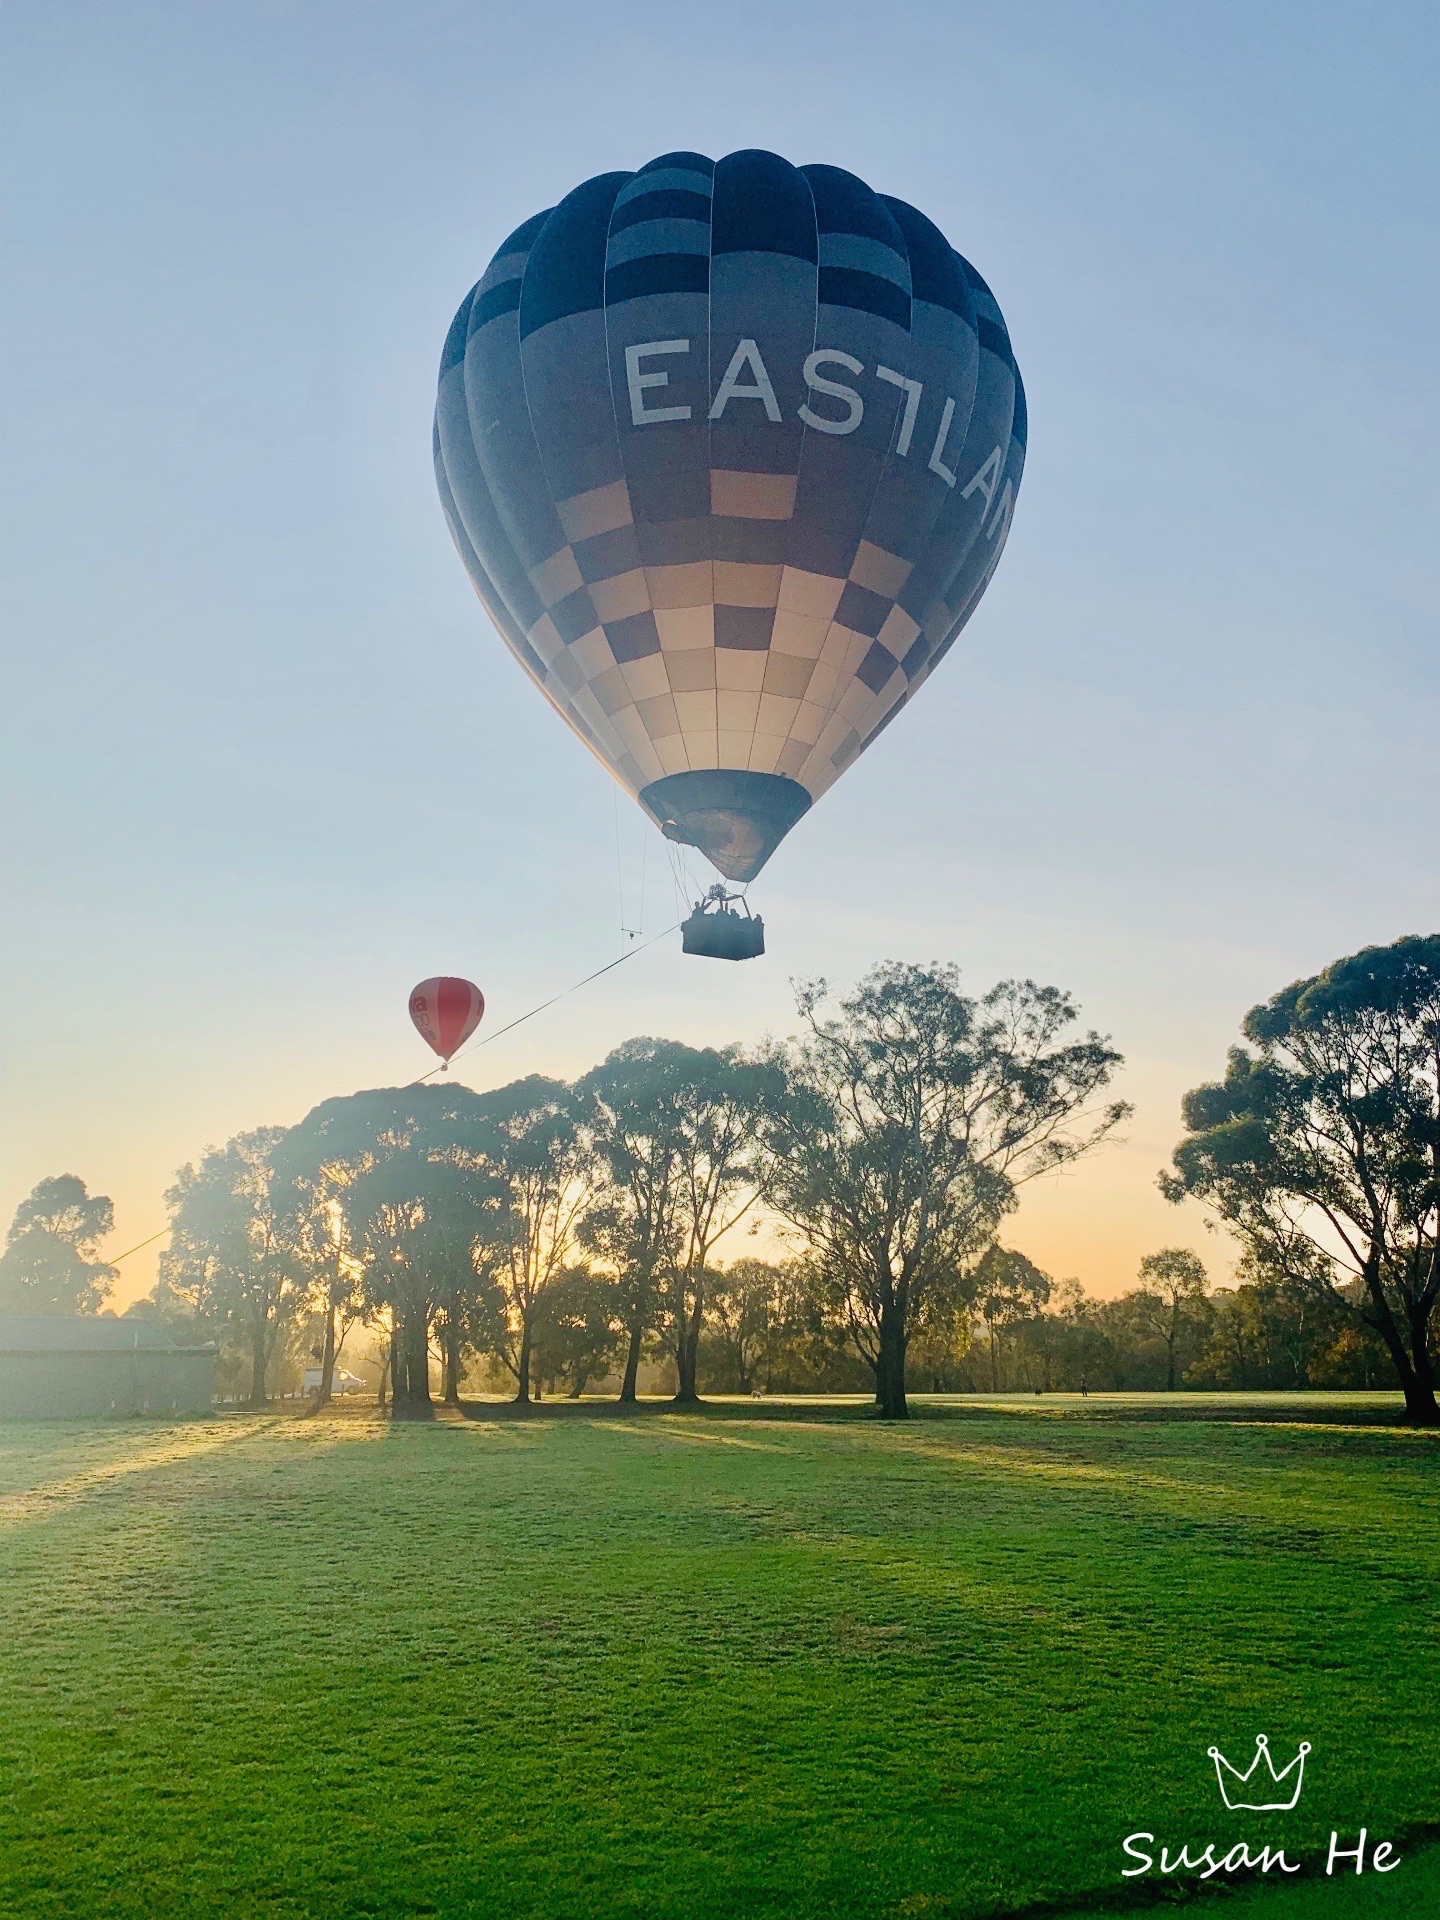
0,1394,1436,1920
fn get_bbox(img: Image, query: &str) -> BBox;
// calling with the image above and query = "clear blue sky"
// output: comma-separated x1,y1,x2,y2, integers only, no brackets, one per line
3,0,1436,1301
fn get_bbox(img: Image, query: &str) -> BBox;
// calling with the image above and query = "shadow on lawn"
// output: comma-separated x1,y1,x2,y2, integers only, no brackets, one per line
435,1391,1427,1434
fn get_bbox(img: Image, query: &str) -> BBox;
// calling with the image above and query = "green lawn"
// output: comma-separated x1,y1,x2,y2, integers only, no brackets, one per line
0,1395,1435,1919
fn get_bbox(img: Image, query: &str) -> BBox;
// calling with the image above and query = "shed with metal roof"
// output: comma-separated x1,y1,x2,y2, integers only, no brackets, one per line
0,1316,216,1418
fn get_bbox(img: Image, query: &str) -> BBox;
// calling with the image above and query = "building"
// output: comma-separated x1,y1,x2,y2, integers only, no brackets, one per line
0,1316,216,1418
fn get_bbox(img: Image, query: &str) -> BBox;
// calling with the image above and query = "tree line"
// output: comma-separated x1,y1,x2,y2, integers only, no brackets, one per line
4,937,1437,1422
155,962,1128,1420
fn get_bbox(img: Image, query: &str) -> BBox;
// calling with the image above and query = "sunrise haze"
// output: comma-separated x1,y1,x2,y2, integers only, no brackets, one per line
3,0,1435,1306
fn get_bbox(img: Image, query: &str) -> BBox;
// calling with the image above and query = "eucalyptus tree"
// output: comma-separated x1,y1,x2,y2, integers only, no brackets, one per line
574,1192,662,1402
403,1132,516,1407
574,1041,679,1402
271,1174,364,1407
162,1128,311,1407
427,1150,514,1406
1134,1248,1210,1390
971,1244,1053,1392
574,1039,695,1401
530,1267,624,1397
1164,934,1440,1423
703,1259,785,1395
0,1175,116,1315
575,1039,778,1405
344,1151,508,1414
763,963,1129,1419
273,1087,512,1419
476,1077,595,1407
661,1048,779,1406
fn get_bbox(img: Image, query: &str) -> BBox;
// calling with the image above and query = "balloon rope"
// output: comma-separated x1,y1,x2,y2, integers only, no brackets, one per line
98,925,685,1262
411,920,683,1085
106,1228,168,1265
613,787,625,936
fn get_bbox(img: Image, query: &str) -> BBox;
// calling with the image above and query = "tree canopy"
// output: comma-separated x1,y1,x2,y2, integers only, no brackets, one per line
161,1129,309,1407
763,963,1129,1417
1164,934,1440,1423
273,1084,513,1417
0,1174,116,1315
1133,1248,1210,1390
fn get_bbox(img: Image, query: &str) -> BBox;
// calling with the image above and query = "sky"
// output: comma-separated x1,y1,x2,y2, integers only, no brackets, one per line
3,0,1436,1309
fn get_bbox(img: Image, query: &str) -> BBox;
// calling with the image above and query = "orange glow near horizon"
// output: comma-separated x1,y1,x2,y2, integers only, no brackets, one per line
79,1043,1227,1318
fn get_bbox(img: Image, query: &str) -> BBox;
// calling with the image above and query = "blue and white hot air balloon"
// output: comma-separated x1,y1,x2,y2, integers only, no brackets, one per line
434,150,1025,937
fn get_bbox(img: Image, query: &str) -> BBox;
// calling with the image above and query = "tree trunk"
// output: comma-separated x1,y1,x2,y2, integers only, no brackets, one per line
875,1297,909,1419
392,1327,411,1413
442,1292,462,1406
514,1315,533,1407
673,1335,700,1404
411,1309,434,1415
390,1301,434,1420
673,1272,703,1405
247,1303,268,1410
1360,1259,1438,1425
1166,1328,1178,1392
376,1344,389,1411
391,1324,409,1412
1401,1299,1438,1424
314,1299,337,1407
618,1317,644,1404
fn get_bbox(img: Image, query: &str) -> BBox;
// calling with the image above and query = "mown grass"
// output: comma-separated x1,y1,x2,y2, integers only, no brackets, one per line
0,1394,1435,1920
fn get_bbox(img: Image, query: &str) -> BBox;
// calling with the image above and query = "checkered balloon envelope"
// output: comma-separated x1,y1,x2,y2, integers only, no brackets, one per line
435,149,1025,884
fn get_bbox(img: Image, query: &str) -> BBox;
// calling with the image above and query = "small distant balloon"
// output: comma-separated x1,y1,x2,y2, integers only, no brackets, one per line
409,977,485,1064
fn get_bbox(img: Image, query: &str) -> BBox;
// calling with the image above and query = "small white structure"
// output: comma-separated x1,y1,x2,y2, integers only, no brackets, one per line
303,1366,366,1396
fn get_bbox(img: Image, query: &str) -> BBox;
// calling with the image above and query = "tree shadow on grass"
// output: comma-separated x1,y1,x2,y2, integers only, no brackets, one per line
450,1393,877,1427
446,1391,1430,1434
926,1394,1423,1432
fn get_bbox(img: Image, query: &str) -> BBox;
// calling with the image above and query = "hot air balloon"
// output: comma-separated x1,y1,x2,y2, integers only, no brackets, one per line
434,151,1025,957
409,977,485,1065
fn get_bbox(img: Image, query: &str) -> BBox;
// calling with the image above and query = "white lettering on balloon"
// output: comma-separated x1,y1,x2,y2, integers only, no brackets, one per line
625,340,692,425
961,445,1003,515
708,339,782,422
798,350,865,435
927,396,959,486
875,366,923,455
622,340,977,492
984,479,1015,552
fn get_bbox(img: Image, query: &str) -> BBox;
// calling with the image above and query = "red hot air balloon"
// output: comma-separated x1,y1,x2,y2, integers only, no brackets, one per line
409,977,485,1066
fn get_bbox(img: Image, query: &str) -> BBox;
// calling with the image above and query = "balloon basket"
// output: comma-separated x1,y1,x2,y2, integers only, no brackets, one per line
681,896,765,962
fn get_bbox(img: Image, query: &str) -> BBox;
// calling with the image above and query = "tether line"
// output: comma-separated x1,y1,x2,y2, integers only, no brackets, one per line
412,920,683,1084
107,1228,168,1265
96,925,683,1260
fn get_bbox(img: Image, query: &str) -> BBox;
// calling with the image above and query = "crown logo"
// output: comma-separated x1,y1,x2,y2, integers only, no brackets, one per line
1207,1735,1311,1812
